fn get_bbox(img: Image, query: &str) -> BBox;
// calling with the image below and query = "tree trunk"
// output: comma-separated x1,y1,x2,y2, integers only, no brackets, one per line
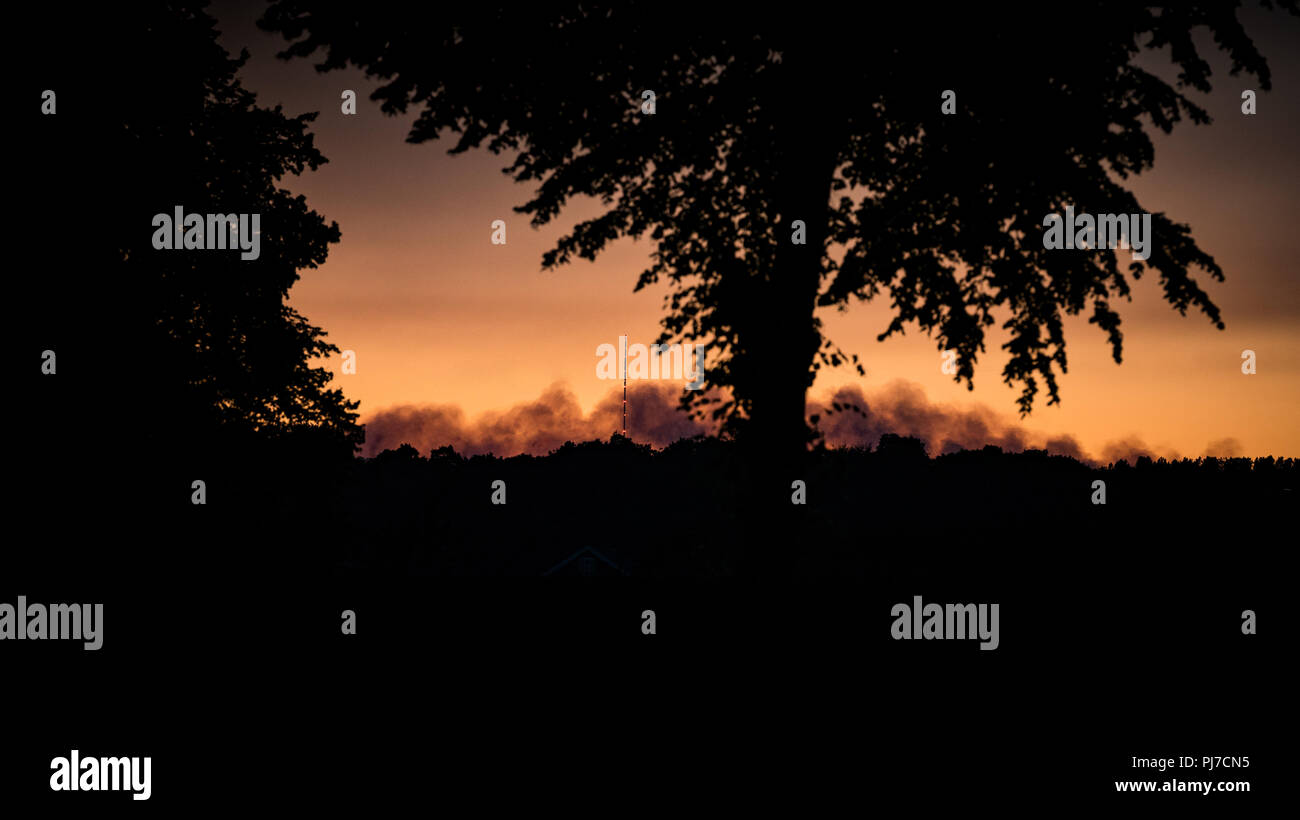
736,57,843,575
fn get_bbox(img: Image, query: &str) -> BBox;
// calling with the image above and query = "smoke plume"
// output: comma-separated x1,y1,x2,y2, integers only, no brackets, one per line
361,378,1198,464
361,382,710,457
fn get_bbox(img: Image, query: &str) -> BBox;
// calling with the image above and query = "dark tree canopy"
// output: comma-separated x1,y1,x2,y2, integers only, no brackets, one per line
260,1,1293,457
140,3,361,450
28,0,361,457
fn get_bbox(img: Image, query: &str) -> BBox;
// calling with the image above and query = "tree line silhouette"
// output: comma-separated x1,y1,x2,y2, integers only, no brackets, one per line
333,436,1295,580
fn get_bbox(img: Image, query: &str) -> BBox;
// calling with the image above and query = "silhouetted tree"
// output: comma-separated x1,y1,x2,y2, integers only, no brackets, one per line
28,1,360,459
259,1,1294,465
13,2,361,579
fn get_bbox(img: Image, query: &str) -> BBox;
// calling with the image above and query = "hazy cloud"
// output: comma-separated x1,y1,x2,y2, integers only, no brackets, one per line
1204,437,1243,458
1099,436,1181,466
362,378,1187,464
361,381,711,457
810,381,1094,461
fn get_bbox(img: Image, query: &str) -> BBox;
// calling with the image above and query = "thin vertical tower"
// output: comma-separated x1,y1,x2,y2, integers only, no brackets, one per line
622,332,628,437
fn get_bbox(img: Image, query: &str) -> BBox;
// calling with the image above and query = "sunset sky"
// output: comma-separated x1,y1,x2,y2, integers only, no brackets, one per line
212,2,1299,461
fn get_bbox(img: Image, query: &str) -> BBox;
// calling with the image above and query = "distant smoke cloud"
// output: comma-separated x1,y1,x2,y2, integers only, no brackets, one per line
810,381,1093,461
1099,436,1181,466
1203,437,1243,458
361,378,1190,464
360,381,710,457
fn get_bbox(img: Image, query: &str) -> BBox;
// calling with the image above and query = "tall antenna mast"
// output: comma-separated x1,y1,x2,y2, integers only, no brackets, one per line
622,331,628,438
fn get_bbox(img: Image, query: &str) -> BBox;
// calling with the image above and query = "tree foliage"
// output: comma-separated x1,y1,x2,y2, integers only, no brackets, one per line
35,1,361,453
260,1,1295,453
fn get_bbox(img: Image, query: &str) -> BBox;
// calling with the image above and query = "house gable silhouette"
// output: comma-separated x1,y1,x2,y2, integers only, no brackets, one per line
543,546,628,577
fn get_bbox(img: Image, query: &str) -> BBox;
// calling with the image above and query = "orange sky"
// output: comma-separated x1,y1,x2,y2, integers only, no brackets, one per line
213,4,1299,460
